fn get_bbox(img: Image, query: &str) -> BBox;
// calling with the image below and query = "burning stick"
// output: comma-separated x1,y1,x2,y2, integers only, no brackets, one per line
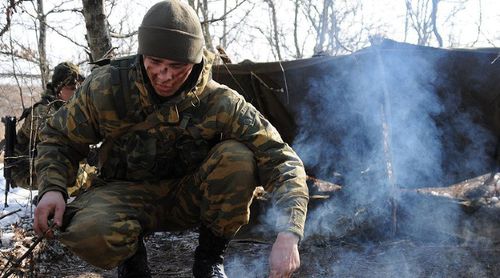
374,45,399,236
306,175,342,196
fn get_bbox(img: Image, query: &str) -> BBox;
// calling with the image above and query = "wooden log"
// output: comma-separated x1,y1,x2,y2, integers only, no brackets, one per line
238,173,500,246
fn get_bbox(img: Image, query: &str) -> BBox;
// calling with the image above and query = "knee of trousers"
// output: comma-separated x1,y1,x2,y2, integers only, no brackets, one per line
201,140,259,236
206,140,258,188
59,216,141,269
210,139,256,168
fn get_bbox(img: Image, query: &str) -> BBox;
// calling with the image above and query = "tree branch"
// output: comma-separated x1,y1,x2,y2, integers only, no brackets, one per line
110,30,138,39
199,0,247,25
0,0,23,37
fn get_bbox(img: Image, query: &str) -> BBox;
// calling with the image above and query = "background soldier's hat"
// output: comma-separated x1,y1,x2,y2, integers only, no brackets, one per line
51,62,84,92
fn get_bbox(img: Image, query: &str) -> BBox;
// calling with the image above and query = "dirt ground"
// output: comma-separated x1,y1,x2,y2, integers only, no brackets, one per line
2,181,500,278
2,216,500,278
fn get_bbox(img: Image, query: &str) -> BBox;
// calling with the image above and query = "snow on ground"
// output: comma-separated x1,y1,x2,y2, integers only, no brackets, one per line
0,163,37,248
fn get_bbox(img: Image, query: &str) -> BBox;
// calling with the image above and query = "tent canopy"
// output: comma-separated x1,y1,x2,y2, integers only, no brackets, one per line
212,39,500,187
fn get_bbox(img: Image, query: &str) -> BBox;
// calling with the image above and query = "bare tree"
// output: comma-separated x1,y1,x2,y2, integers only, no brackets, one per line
0,0,23,38
36,0,49,88
217,1,254,55
0,38,39,64
199,0,214,51
300,0,372,56
405,0,433,45
184,0,252,62
2,0,51,87
82,0,112,61
105,1,139,57
404,5,410,42
0,0,496,80
470,0,482,46
222,0,228,49
404,0,444,46
293,0,303,58
2,1,88,78
405,0,469,47
313,0,331,55
263,0,282,60
430,0,443,47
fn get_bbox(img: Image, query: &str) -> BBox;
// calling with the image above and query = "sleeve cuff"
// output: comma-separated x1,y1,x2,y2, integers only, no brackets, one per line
275,207,307,240
38,184,69,201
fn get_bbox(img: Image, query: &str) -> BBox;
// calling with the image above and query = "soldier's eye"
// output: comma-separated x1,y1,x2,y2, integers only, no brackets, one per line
146,56,161,64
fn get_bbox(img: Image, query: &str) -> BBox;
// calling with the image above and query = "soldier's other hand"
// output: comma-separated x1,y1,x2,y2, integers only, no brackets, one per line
269,231,300,278
34,191,65,238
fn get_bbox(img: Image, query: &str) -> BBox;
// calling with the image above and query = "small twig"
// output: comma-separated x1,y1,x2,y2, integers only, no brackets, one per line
0,209,21,220
374,46,398,236
491,53,500,64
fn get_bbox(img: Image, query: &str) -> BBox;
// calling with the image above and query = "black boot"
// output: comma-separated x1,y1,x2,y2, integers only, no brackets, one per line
192,225,230,278
117,238,152,278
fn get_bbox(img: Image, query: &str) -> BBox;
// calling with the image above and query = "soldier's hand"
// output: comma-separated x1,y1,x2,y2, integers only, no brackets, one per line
34,191,66,238
269,231,300,278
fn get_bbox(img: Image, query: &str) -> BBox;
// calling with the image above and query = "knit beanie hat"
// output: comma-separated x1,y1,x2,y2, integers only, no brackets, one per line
51,62,83,92
138,0,204,64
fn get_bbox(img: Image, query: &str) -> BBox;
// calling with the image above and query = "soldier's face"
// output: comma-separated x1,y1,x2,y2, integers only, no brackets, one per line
58,84,77,101
143,55,194,97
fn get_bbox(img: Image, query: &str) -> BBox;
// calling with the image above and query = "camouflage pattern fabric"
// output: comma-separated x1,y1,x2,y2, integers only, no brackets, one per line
36,50,309,266
59,140,257,269
11,89,92,195
11,89,63,189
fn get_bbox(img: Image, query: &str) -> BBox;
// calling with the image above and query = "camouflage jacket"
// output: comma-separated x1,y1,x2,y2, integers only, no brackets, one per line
36,50,309,238
11,89,64,188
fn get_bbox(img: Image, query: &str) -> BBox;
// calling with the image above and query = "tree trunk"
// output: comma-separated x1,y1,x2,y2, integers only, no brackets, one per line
431,0,443,47
200,0,214,51
37,0,49,88
222,0,227,49
404,6,409,42
293,0,302,58
82,0,112,62
314,0,331,55
264,0,282,60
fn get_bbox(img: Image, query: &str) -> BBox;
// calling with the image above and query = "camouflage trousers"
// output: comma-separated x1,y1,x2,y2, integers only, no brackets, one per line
59,140,258,269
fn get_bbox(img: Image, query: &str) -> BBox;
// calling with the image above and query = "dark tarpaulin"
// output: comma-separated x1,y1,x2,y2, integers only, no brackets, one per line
212,39,500,186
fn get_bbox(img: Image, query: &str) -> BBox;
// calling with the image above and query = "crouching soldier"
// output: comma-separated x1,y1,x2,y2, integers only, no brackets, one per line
11,62,86,194
33,1,309,277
